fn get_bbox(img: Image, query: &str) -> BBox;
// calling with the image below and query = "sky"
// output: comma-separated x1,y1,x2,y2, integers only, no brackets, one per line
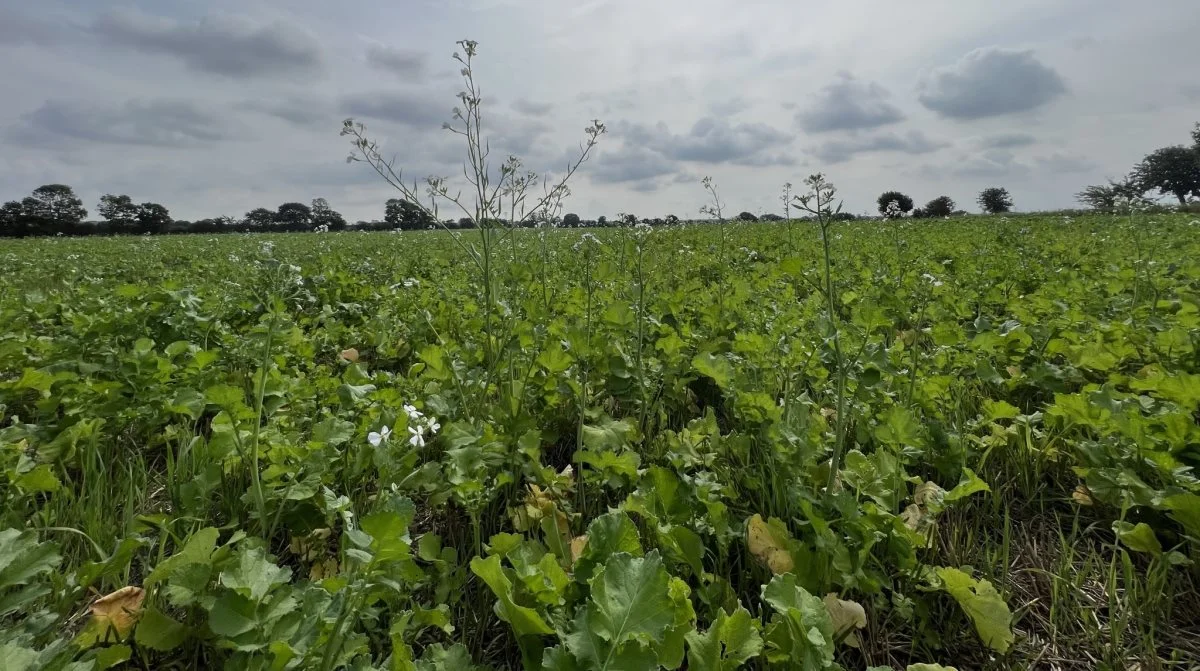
1,0,1198,222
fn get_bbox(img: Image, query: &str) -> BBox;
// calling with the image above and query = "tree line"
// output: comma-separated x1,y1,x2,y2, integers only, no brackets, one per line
1077,122,1200,211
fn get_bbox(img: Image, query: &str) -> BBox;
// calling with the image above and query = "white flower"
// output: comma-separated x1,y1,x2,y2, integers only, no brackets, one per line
403,404,422,420
408,426,426,448
367,425,391,447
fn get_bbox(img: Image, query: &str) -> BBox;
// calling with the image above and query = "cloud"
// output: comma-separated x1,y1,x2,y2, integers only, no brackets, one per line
91,10,322,78
1035,152,1094,173
512,99,553,117
1181,84,1200,102
365,44,427,81
978,132,1036,149
0,8,61,45
241,98,338,128
918,47,1067,120
796,73,905,133
341,91,451,129
811,130,947,164
11,99,234,148
617,117,794,166
590,145,677,185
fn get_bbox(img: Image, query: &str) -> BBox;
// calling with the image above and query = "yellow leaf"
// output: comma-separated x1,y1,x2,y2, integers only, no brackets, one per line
90,586,145,639
914,481,944,506
823,593,867,648
339,348,359,362
570,535,588,563
746,514,795,574
1072,485,1094,506
310,558,340,580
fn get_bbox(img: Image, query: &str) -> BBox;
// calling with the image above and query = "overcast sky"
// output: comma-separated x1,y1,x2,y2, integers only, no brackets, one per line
2,0,1198,222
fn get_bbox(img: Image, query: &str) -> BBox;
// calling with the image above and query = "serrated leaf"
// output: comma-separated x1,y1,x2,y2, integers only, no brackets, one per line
685,605,763,671
144,527,219,588
936,567,1013,653
762,573,834,669
574,512,643,583
219,547,291,602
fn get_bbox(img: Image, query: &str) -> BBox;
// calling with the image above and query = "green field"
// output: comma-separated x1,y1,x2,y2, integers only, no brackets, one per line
2,214,1199,670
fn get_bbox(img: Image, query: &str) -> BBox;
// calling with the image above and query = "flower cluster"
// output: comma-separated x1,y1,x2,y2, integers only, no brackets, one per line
369,404,441,449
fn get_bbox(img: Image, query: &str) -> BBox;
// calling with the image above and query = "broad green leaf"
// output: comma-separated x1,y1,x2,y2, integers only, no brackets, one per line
1112,521,1162,555
763,571,830,671
564,551,686,670
469,555,554,636
574,512,643,582
692,352,735,389
219,547,291,602
944,468,990,503
936,567,1013,653
762,573,834,669
685,605,763,671
0,528,61,591
874,405,924,449
135,608,188,651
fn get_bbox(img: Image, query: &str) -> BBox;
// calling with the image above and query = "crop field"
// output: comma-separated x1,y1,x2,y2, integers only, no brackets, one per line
2,213,1200,670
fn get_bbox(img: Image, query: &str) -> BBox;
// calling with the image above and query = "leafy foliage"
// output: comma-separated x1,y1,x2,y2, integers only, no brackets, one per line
977,187,1013,213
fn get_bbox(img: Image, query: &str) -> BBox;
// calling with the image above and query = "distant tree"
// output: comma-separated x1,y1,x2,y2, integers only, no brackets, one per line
311,198,347,231
17,185,87,236
665,214,680,225
736,211,758,222
562,212,581,228
911,208,927,219
99,194,140,234
596,215,607,226
923,196,956,218
384,198,434,230
876,191,914,218
275,202,313,231
1193,122,1200,150
457,217,474,229
244,208,275,230
760,213,784,222
0,201,25,237
136,202,172,234
1133,146,1200,205
621,213,638,226
977,187,1013,214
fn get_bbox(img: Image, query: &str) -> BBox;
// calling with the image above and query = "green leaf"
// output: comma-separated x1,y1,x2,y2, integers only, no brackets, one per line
564,552,689,670
0,528,61,592
873,405,924,449
685,605,763,671
575,512,643,583
907,665,959,671
93,644,132,670
135,608,188,651
337,383,377,406
944,468,990,503
415,643,483,671
1112,521,1162,555
310,417,356,446
692,352,735,389
936,567,1014,653
219,547,291,602
761,573,834,669
469,554,554,636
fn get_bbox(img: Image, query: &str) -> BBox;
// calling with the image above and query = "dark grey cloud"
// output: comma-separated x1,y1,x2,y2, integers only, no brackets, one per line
341,91,450,129
812,130,947,164
10,99,233,148
918,47,1067,120
91,10,322,78
240,98,338,128
617,117,793,166
590,145,676,185
979,132,1036,149
1181,84,1200,102
1035,152,1094,173
796,73,905,133
365,44,427,81
512,99,553,117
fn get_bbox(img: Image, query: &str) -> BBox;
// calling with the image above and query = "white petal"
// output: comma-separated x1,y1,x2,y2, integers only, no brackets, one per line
368,432,382,447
